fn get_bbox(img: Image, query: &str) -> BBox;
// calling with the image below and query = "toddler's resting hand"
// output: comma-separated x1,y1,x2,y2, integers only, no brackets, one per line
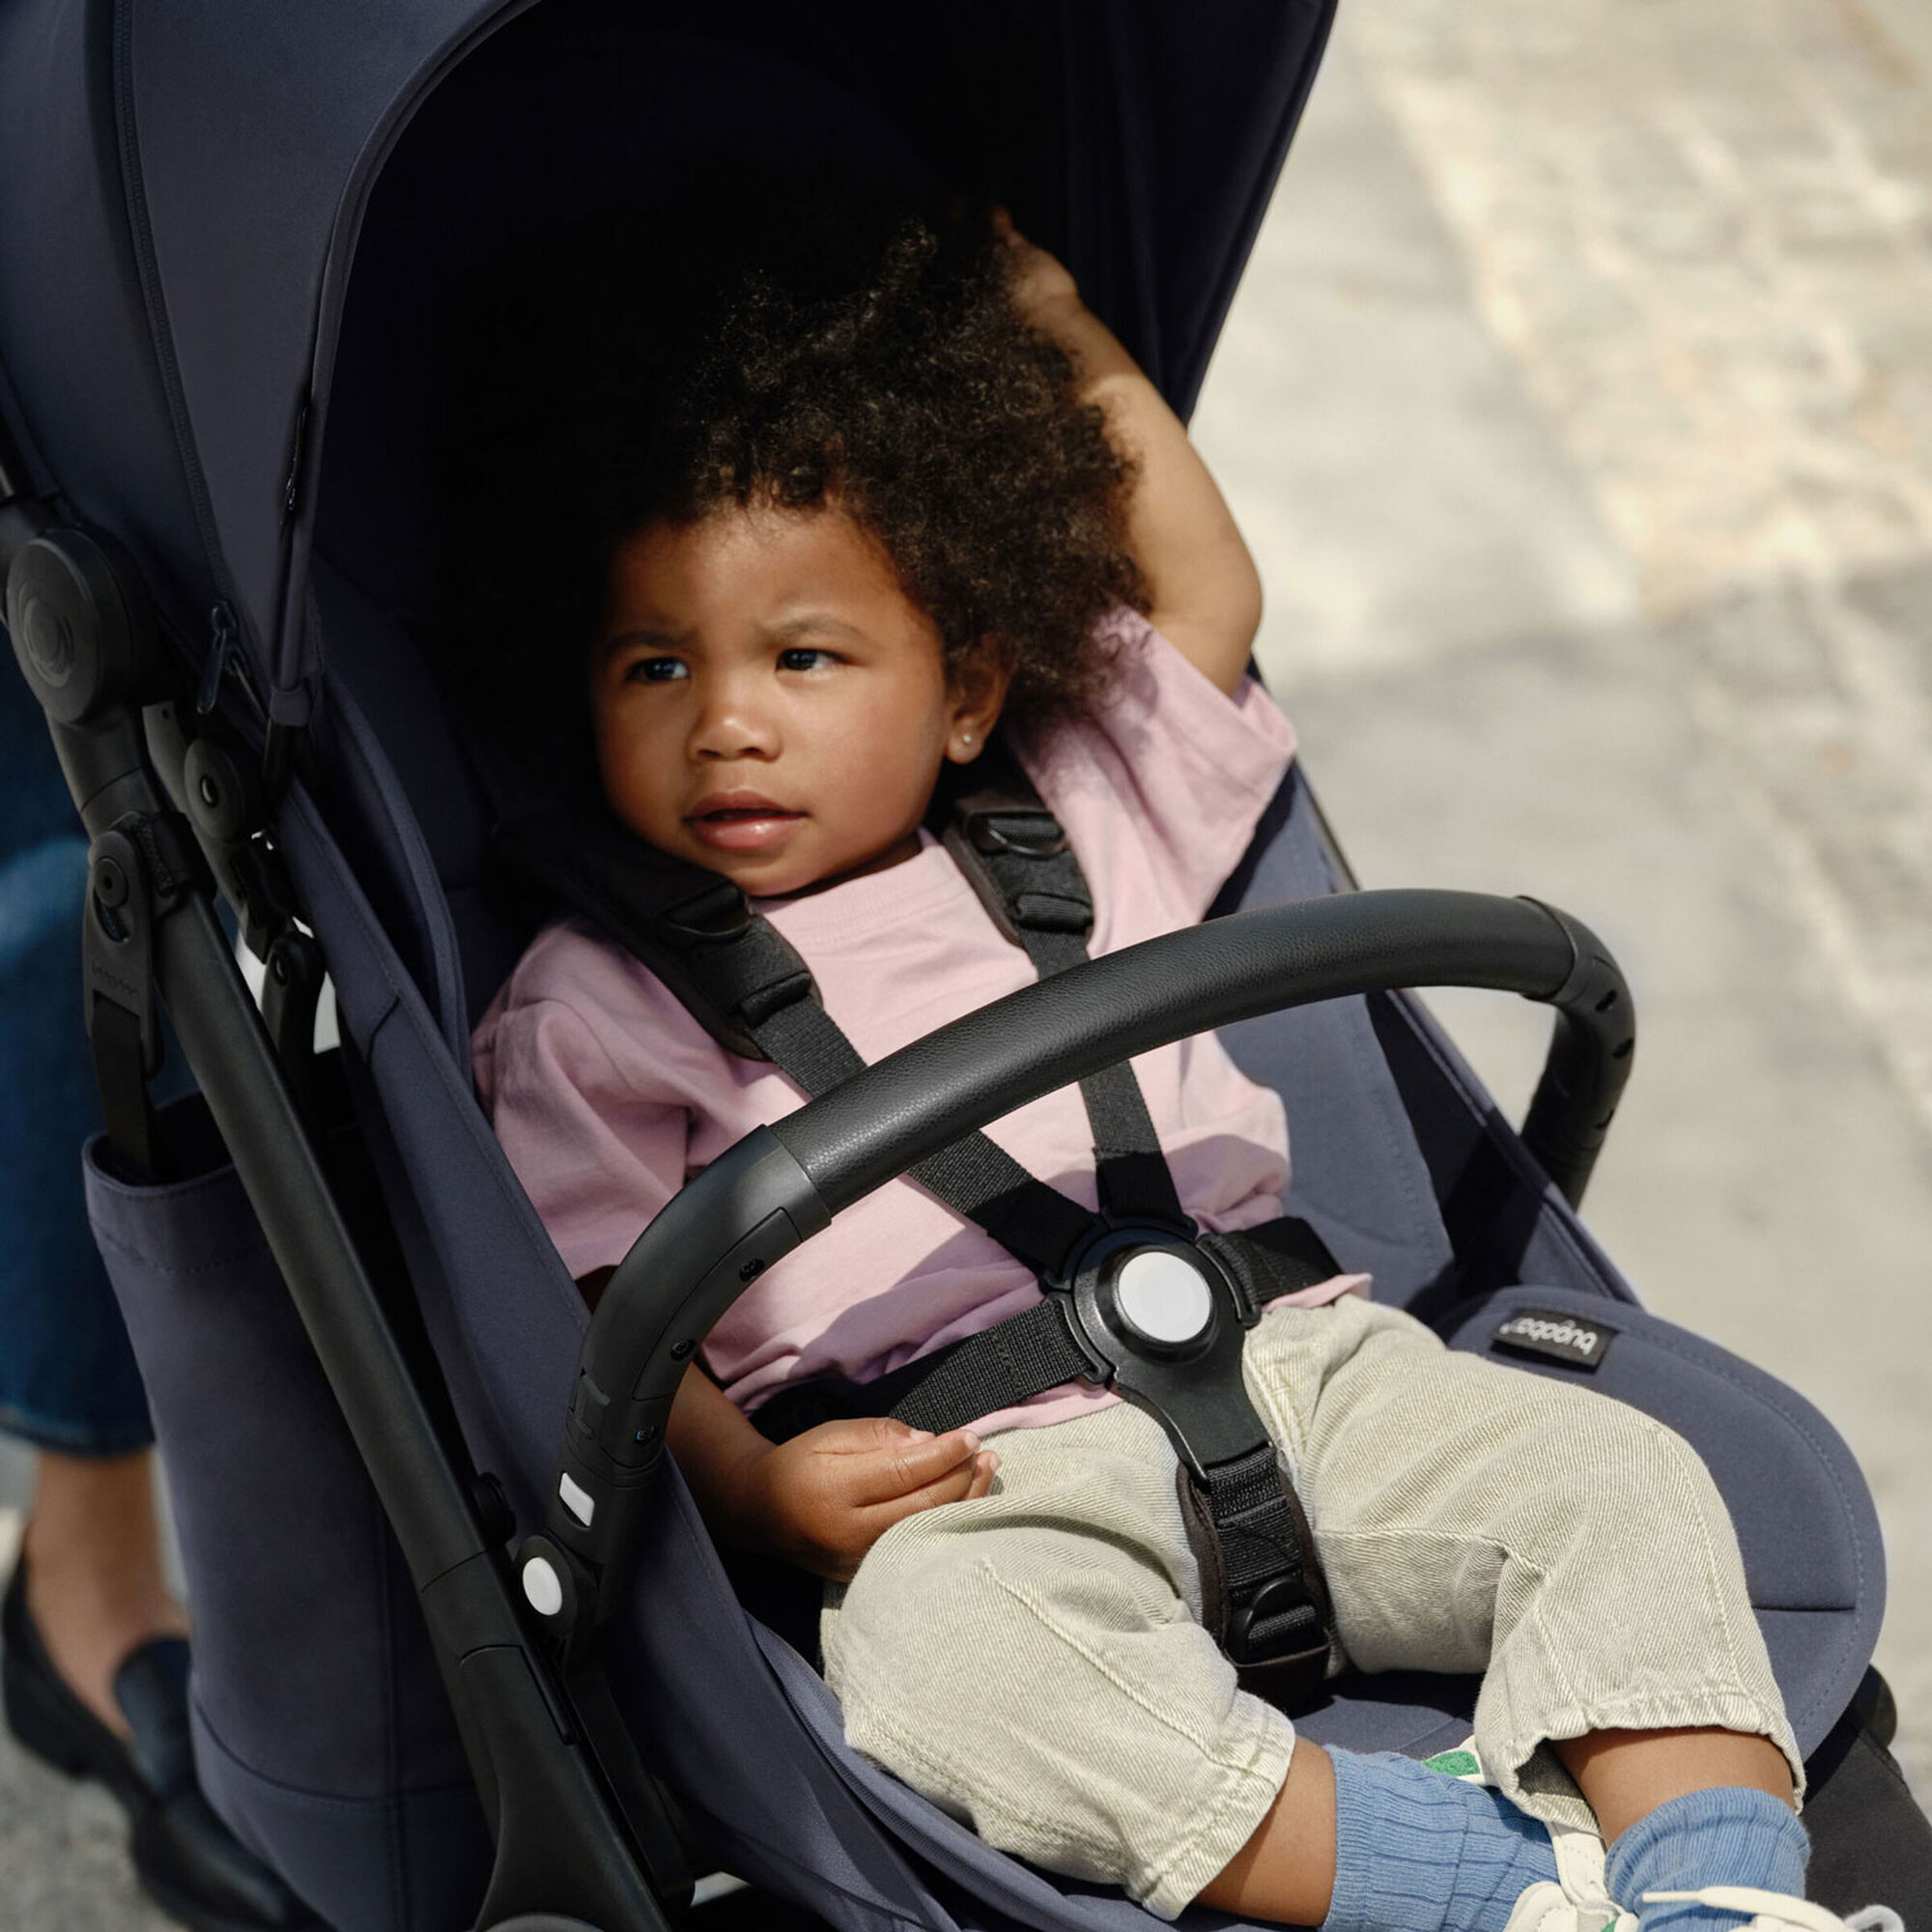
722,1416,999,1583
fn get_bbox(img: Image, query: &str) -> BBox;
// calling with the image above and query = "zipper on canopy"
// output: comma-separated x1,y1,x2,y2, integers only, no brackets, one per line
195,599,265,725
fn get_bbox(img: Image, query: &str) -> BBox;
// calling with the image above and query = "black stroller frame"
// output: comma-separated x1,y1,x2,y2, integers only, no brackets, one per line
3,6,1928,1929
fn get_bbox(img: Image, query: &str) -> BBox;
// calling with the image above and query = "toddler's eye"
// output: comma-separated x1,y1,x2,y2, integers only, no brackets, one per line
778,646,836,673
625,656,688,684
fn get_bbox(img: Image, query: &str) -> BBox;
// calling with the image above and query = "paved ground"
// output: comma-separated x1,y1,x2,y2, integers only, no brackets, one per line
1194,0,1932,1807
0,1455,176,1931
7,0,1932,1920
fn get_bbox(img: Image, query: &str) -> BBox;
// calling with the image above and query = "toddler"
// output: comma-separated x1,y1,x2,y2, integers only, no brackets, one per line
454,185,1853,1931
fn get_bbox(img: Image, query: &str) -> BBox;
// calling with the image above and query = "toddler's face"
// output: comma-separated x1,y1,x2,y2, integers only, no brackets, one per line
591,505,1004,898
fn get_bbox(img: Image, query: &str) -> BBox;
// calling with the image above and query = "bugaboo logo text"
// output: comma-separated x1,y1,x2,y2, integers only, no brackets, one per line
1491,1307,1615,1371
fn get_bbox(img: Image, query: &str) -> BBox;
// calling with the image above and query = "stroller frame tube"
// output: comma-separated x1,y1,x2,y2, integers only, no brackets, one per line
2,483,677,1931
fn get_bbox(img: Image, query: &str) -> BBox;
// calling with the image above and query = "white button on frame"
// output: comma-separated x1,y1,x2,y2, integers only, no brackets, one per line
559,1470,595,1526
1115,1250,1214,1345
522,1555,564,1618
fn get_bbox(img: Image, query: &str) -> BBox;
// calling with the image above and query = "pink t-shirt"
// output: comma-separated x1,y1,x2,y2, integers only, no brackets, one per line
473,615,1364,1433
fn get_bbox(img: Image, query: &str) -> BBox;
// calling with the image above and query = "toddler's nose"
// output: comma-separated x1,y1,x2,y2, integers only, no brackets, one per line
690,682,780,761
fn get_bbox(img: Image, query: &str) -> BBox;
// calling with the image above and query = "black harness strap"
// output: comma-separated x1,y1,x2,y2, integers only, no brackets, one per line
751,1210,1342,1450
1180,1442,1333,1705
753,1293,1099,1445
943,765,1188,1231
493,809,814,1059
750,994,1098,1281
1197,1219,1348,1323
494,799,1103,1281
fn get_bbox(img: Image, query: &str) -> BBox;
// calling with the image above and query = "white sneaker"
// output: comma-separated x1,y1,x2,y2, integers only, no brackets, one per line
1639,1890,1904,1932
1421,1742,1904,1932
1501,1820,1635,1932
1416,1742,1633,1932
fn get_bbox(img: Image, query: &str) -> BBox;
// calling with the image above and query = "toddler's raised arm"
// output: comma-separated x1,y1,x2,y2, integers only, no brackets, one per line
1002,220,1263,696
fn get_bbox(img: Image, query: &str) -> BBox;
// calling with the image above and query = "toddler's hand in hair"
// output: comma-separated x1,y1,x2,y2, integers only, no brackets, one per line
726,1418,999,1582
992,207,1264,695
993,209,1083,332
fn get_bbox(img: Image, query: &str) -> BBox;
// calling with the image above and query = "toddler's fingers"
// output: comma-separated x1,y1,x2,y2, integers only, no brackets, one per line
859,1455,992,1535
967,1449,1001,1500
850,1427,982,1504
818,1415,932,1455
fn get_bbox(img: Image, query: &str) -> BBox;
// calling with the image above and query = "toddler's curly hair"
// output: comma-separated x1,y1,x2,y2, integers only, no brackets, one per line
439,171,1146,781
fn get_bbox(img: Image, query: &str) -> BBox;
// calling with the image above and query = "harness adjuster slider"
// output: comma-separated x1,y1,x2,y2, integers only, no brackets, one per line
1009,890,1093,935
967,809,1066,860
661,880,754,942
1225,1579,1325,1669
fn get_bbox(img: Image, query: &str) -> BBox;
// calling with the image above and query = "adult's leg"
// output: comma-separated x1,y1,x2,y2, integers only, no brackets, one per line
21,1452,188,1735
1,688,179,1728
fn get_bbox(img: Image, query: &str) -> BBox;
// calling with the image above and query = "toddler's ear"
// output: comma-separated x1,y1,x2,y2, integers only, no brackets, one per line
945,641,1012,764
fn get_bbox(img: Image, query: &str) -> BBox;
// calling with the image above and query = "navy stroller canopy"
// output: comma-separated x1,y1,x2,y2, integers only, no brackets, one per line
0,0,1333,724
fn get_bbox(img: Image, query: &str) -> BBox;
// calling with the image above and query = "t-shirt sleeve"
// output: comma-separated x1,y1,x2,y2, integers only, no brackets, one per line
1026,610,1297,924
478,988,692,1283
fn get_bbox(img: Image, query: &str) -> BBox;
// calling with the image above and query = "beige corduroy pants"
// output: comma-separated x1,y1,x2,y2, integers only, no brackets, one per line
820,1294,1797,1920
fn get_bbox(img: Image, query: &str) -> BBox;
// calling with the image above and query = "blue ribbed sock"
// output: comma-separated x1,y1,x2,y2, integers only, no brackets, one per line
1321,1748,1558,1932
1604,1787,1808,1930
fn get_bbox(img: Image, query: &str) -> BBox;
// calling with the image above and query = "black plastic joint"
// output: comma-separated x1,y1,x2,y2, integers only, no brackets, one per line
84,828,161,1071
1520,896,1622,1014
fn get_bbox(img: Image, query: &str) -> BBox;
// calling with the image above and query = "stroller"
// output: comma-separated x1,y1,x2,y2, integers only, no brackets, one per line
3,2,1928,1926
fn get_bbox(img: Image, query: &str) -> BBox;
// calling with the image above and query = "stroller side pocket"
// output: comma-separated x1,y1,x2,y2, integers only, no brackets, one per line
83,1092,489,1932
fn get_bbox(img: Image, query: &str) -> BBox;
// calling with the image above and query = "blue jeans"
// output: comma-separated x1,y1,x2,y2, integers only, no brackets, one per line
0,663,156,1454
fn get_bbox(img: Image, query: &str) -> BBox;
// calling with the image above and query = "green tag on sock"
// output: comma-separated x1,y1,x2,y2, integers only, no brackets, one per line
1422,1747,1484,1779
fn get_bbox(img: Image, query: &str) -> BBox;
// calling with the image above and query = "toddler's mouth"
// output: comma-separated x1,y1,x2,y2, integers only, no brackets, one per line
686,793,805,854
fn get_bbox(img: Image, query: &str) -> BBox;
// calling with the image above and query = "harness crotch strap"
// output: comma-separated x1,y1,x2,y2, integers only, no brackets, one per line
490,740,1344,1707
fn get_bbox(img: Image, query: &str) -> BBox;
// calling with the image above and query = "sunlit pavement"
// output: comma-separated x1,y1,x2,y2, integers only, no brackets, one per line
1196,0,1932,1807
7,2,1932,1922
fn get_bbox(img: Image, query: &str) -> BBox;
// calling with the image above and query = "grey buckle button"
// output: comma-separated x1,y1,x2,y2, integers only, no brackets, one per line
1114,1249,1215,1346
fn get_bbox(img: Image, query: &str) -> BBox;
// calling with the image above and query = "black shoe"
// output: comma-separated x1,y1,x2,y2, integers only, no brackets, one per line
3,1553,325,1932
